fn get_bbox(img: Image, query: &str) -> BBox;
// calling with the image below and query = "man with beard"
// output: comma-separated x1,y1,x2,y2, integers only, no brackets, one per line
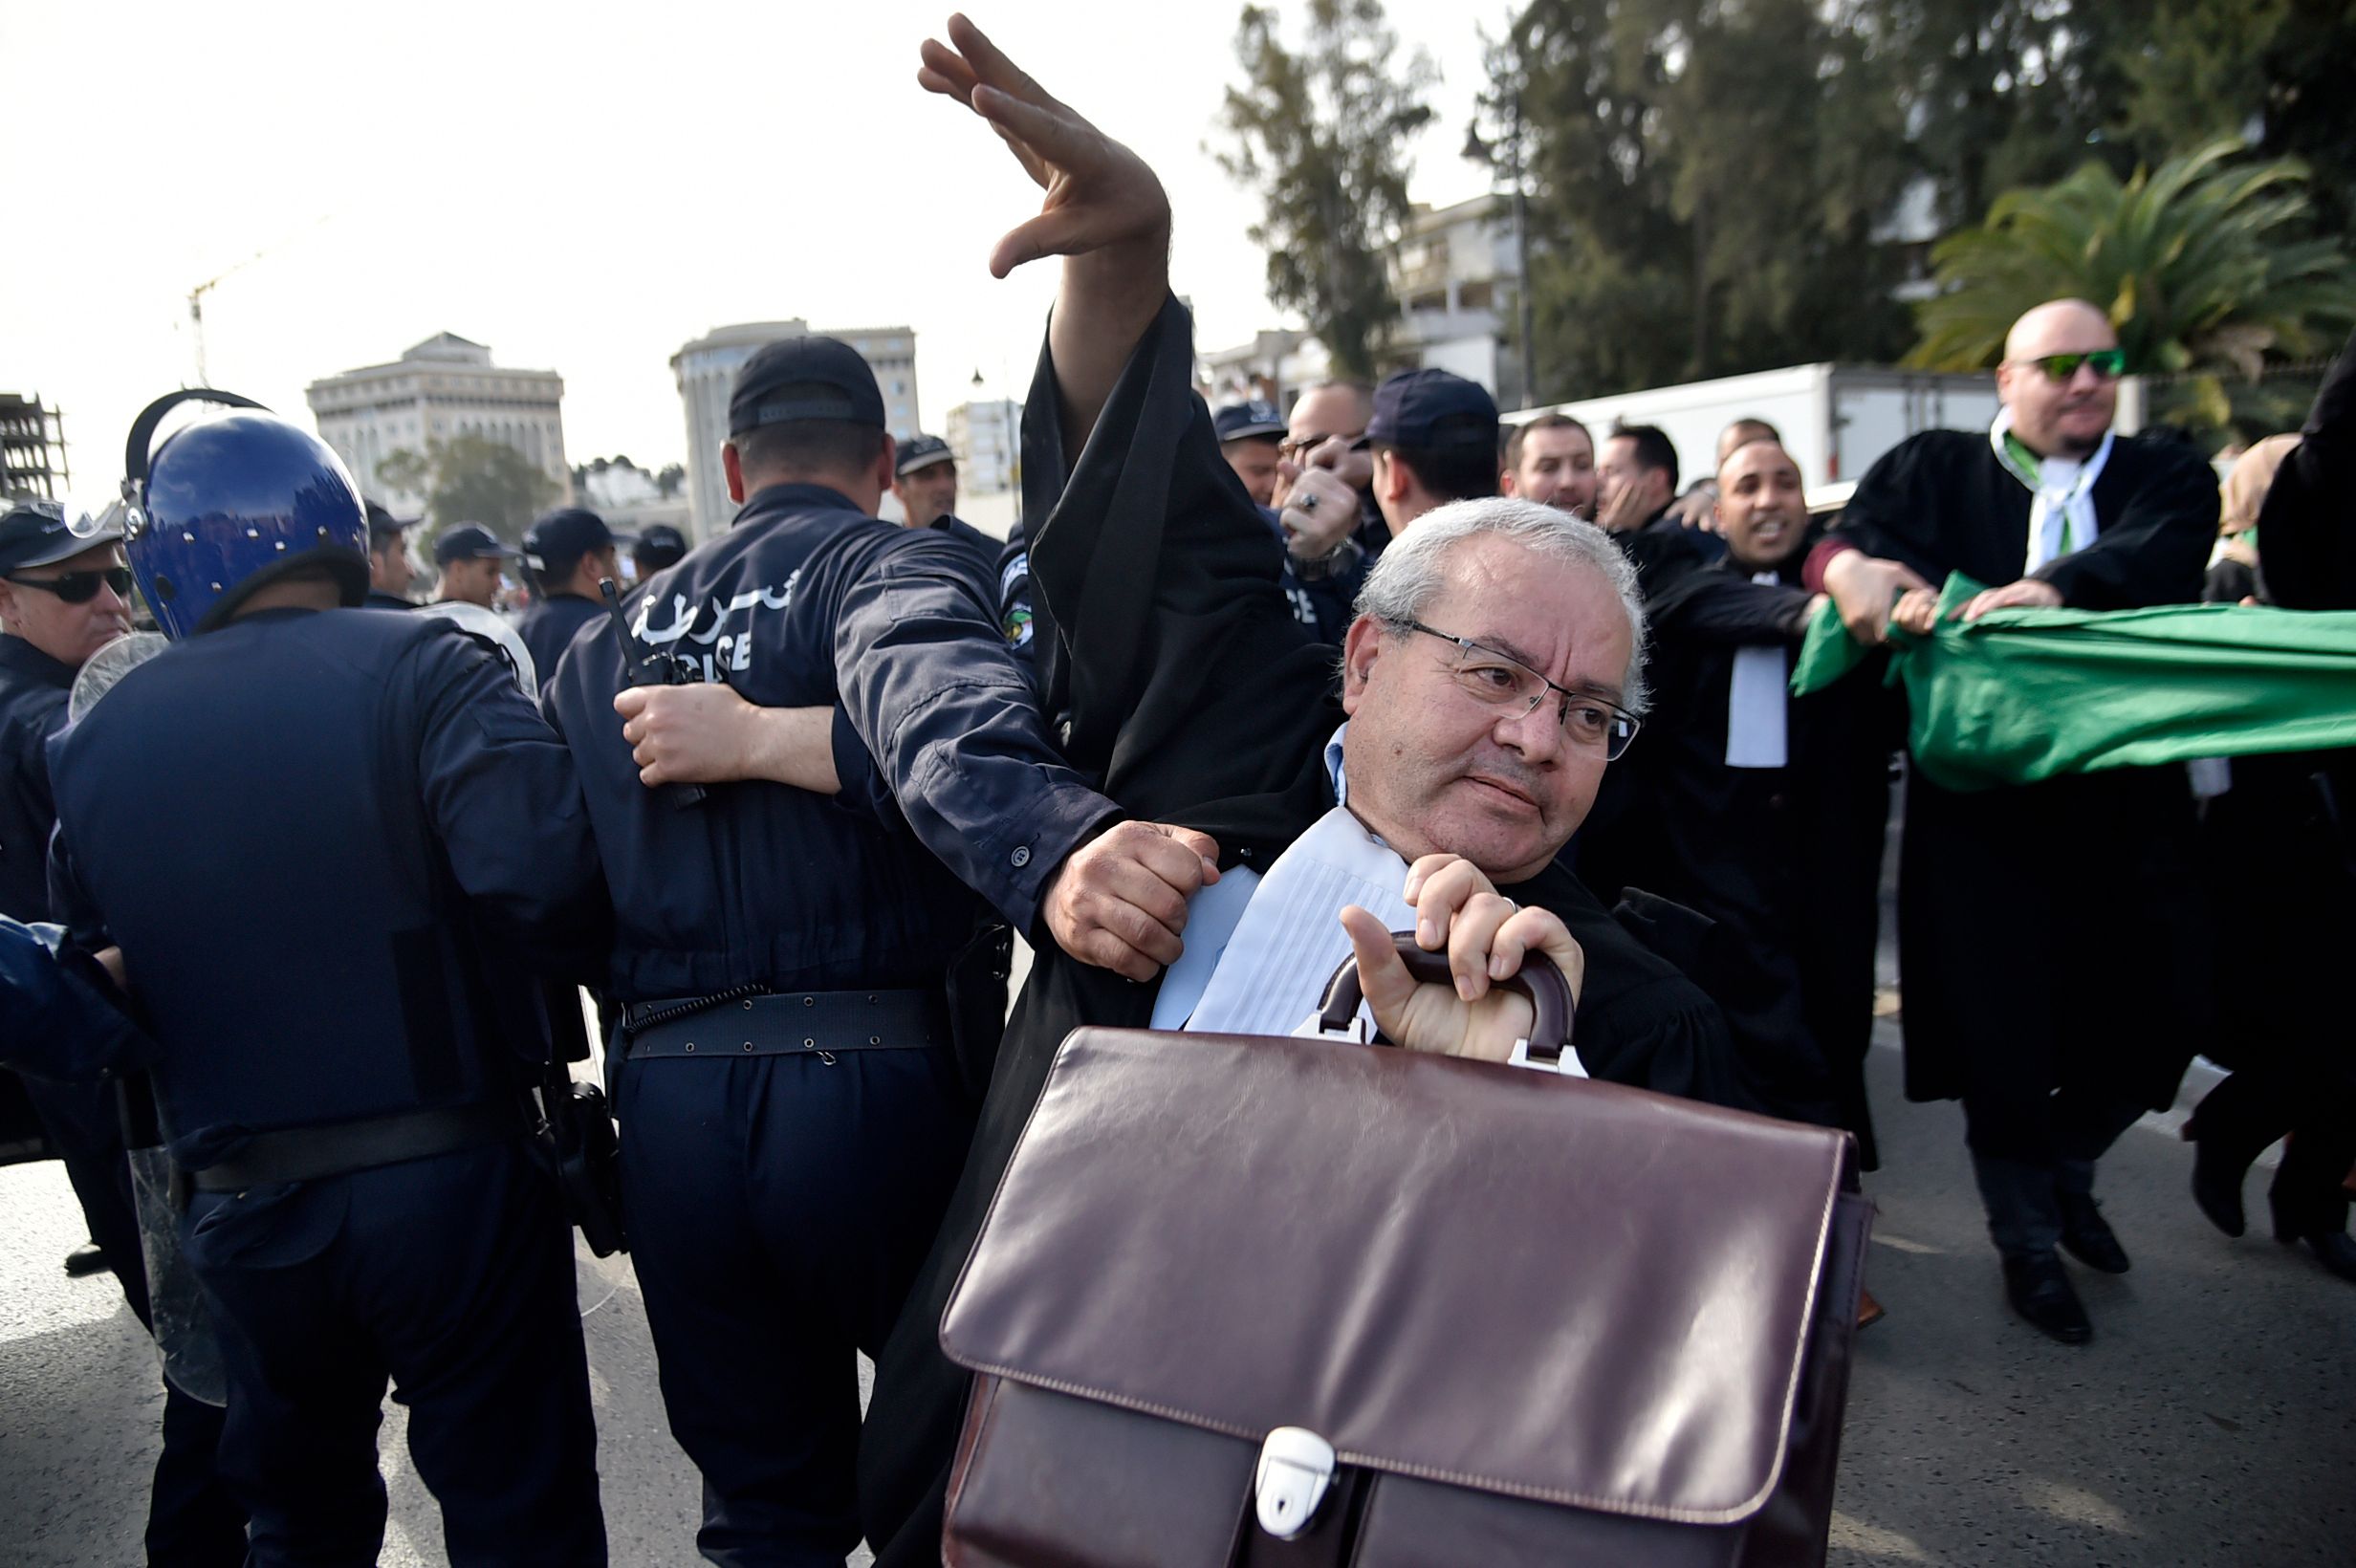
857,21,1756,1561
1807,297,2218,1342
1593,440,1898,1163
1502,413,1598,518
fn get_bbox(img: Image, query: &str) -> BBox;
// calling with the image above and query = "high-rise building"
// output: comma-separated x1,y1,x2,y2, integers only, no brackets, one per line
946,398,1021,495
306,334,568,513
0,394,68,502
671,322,919,538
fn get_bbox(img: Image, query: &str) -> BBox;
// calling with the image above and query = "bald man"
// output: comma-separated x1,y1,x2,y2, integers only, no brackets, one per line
1805,297,2218,1345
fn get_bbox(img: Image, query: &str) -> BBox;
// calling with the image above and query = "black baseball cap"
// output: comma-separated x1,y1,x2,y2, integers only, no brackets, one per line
364,500,411,548
729,337,885,436
0,498,123,574
1366,369,1499,449
895,434,955,477
632,524,687,568
522,507,615,573
1213,400,1287,444
432,523,521,566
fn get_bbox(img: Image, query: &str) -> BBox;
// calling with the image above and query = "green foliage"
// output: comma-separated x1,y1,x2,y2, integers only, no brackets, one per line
378,436,558,537
1490,0,1917,398
1214,0,1436,381
1906,139,2356,437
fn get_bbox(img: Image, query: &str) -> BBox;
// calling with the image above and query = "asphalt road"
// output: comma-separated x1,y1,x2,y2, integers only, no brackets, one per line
3,1028,2349,1566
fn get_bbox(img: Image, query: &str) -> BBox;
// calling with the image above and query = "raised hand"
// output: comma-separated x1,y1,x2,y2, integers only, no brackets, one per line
919,13,1170,448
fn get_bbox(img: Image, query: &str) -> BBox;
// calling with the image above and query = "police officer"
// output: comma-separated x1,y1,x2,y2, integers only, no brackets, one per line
517,505,622,680
362,501,417,608
545,336,1214,1565
0,497,247,1563
887,432,1001,570
47,396,611,1565
630,522,689,578
431,522,521,610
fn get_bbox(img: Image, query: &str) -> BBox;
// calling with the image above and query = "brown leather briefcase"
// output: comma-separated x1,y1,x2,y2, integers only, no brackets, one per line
939,947,1870,1566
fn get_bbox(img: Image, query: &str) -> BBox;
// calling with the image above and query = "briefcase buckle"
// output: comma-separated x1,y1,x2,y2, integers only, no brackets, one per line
1254,1426,1336,1540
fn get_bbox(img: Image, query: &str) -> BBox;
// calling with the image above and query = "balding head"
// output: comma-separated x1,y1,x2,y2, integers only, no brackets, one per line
1997,298,2121,459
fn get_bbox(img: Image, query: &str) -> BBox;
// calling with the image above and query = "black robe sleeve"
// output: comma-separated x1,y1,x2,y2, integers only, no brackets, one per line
2258,328,2356,612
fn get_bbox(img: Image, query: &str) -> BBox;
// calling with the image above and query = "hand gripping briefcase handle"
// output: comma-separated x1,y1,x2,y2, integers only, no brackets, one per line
1313,933,1574,1066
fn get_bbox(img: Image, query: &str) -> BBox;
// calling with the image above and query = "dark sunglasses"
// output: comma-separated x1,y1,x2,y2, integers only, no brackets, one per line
2014,349,2126,382
5,566,135,604
1277,431,1373,458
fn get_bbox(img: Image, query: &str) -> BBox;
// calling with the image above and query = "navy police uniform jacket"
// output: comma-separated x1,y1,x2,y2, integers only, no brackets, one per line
544,482,1116,1003
0,632,73,920
516,592,604,686
48,609,609,1167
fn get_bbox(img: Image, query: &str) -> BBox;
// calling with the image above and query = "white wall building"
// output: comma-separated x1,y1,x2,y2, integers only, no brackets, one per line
1388,193,1527,409
671,321,920,539
307,333,568,514
946,399,1021,495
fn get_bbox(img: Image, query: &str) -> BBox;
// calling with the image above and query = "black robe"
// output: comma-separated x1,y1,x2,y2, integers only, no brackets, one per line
859,297,1752,1561
1602,541,1899,1165
1824,428,2219,1152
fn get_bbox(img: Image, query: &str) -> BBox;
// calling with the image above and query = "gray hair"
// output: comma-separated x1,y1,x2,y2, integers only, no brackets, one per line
1351,496,1651,712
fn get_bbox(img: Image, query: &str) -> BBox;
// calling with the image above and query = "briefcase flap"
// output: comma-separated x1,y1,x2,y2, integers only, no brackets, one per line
942,1026,1854,1526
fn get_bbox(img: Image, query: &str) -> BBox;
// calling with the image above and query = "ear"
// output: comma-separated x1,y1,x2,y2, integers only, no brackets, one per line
722,442,748,504
875,433,899,494
0,581,18,624
1339,614,1386,716
1374,450,1407,505
1498,466,1519,496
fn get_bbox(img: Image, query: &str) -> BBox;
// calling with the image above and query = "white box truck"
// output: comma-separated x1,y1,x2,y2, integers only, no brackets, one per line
1506,363,2149,501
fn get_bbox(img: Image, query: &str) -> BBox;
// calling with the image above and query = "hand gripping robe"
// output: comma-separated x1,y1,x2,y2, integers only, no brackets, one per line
1814,428,2219,1181
859,296,1756,1563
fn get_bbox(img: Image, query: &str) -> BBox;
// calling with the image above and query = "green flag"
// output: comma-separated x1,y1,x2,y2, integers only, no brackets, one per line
1790,573,2356,791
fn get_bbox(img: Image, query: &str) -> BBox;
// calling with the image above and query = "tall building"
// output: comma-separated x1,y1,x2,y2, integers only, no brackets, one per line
306,334,569,513
0,394,68,501
671,321,919,538
946,398,1020,495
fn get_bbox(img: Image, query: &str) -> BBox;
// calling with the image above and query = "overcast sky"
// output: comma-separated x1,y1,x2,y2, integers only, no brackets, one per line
2,1,1500,495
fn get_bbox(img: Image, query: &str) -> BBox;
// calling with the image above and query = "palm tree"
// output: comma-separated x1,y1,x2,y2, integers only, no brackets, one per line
1906,139,2356,437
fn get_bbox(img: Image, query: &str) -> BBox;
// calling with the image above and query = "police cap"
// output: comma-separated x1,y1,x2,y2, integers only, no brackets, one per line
1213,400,1287,445
432,523,521,566
365,500,411,548
895,434,955,477
1366,368,1499,450
729,338,885,436
0,498,122,574
522,507,615,574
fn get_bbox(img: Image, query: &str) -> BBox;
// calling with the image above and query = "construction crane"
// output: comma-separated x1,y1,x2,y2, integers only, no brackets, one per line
186,216,330,385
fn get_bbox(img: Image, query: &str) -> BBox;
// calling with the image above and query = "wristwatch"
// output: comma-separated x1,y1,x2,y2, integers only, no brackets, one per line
1290,536,1363,581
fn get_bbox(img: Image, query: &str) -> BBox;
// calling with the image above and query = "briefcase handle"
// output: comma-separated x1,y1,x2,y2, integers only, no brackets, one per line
1314,933,1576,1065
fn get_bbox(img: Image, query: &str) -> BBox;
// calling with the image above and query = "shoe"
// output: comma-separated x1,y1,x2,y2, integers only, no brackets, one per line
1856,1288,1887,1331
2003,1253,2092,1344
2189,1133,2248,1237
62,1242,109,1278
2058,1191,2131,1274
2299,1232,2356,1283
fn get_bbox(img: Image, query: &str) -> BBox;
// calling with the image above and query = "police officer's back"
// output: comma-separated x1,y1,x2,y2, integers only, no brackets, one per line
50,399,611,1566
544,338,1117,1564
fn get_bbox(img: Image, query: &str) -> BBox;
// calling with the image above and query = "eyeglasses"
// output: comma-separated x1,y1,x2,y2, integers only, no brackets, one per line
1277,431,1372,460
1394,619,1641,760
4,566,134,605
2008,349,2127,383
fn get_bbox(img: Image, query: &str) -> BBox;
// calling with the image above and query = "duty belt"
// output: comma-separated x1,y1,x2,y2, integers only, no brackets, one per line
622,988,948,1061
191,1101,513,1193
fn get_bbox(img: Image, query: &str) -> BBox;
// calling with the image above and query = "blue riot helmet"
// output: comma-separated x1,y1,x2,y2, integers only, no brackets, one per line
120,390,370,639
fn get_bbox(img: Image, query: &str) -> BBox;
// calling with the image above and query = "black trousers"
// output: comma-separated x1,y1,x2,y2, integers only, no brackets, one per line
1968,1086,2149,1259
619,1048,972,1568
25,1075,248,1563
182,1141,603,1567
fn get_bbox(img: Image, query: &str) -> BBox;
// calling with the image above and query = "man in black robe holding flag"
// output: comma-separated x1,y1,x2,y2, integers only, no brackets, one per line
1805,298,2219,1343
